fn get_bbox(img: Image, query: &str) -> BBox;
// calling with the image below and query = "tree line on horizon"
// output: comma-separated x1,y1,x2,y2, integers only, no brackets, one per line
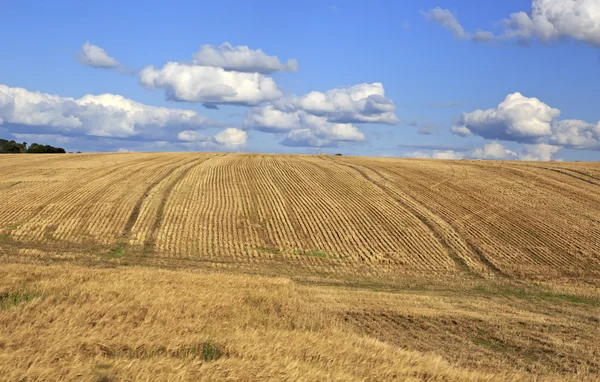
0,139,67,154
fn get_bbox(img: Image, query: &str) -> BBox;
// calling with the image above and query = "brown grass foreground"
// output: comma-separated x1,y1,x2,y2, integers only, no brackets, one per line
0,153,599,380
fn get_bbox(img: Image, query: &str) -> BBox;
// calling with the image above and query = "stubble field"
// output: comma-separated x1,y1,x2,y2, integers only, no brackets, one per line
1,153,599,381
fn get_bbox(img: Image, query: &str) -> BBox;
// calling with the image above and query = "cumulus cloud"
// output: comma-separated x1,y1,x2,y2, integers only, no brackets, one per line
279,113,365,148
177,130,210,142
405,141,560,161
192,42,298,74
502,0,600,46
451,92,600,152
549,119,600,150
0,84,216,139
274,83,400,124
404,150,465,160
139,62,282,106
471,142,560,161
451,92,560,142
178,127,248,149
519,143,561,161
244,104,301,133
214,128,248,148
423,1,600,47
470,141,518,159
244,100,367,148
78,42,119,68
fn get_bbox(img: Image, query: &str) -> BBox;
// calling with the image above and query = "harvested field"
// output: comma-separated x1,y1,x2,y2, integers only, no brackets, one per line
1,153,599,380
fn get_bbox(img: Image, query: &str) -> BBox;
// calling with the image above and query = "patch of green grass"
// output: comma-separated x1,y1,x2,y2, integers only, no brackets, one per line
198,340,223,362
538,292,600,306
0,234,12,242
0,291,37,310
471,337,514,353
142,245,154,255
294,250,336,259
106,242,127,258
249,247,281,255
472,283,600,307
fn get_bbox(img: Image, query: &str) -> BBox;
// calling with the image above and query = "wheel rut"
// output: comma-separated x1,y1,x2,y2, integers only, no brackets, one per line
142,154,225,251
322,156,506,277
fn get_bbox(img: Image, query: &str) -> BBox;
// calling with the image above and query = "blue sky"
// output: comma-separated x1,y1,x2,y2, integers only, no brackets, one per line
0,0,598,161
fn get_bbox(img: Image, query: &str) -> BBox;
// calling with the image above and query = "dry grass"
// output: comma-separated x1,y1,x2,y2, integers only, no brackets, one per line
0,153,599,380
3,263,598,381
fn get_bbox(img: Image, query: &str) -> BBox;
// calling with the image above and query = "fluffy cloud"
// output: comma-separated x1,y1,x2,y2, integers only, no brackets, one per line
214,128,248,148
177,130,210,142
139,62,282,106
470,141,518,159
451,92,600,152
405,141,560,161
244,102,366,148
549,119,600,150
423,1,600,47
404,150,465,160
244,104,301,133
451,92,561,142
518,143,561,161
279,113,365,148
0,84,216,139
502,0,600,46
193,42,298,74
274,83,400,125
178,127,247,149
78,42,119,69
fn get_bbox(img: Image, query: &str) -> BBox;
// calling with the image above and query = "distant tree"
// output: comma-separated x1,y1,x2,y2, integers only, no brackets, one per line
334,153,343,156
25,142,66,154
0,139,27,153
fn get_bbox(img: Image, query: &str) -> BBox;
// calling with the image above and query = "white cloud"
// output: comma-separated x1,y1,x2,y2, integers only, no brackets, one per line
422,8,494,42
275,83,400,124
468,141,560,161
192,42,298,74
550,119,600,150
177,127,248,150
470,141,518,159
244,104,301,133
451,92,600,152
519,143,561,161
424,1,600,47
450,125,473,137
422,7,467,39
405,141,560,162
139,62,282,106
502,0,600,46
432,150,465,160
0,84,214,138
451,92,560,142
177,130,210,142
280,129,336,148
214,128,247,148
404,150,464,160
78,42,119,69
244,103,366,148
279,114,365,148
